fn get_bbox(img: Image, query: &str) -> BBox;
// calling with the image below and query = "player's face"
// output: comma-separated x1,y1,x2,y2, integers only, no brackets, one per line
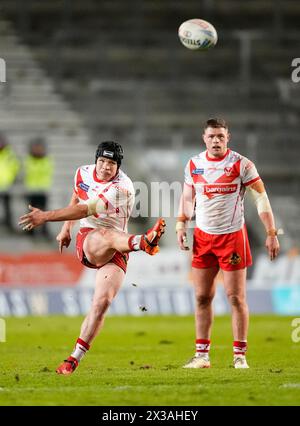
203,127,230,158
96,157,118,181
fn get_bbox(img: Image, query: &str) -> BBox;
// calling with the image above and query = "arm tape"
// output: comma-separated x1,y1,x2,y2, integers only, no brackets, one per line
175,221,186,233
86,198,107,216
249,188,272,214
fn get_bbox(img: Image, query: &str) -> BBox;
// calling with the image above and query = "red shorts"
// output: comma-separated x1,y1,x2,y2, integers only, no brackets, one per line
192,225,252,271
76,227,129,273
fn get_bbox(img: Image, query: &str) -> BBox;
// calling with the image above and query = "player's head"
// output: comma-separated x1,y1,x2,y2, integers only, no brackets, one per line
95,141,123,168
29,137,46,158
202,118,230,158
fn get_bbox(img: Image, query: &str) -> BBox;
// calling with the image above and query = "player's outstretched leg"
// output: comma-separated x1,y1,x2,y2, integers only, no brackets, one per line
129,218,166,256
140,218,166,255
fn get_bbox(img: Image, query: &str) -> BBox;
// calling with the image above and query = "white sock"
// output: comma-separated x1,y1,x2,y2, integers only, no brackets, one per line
195,339,210,359
130,235,142,251
71,338,90,362
233,340,247,357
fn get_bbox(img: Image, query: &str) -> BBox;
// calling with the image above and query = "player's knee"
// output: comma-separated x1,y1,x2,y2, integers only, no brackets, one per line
91,296,112,320
227,294,245,308
195,294,213,308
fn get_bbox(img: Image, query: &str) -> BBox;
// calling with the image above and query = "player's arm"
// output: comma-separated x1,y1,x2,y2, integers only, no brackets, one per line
176,183,195,251
19,197,107,231
56,191,79,253
248,179,281,261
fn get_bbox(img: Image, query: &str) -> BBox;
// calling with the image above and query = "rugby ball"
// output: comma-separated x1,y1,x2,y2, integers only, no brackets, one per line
178,19,218,51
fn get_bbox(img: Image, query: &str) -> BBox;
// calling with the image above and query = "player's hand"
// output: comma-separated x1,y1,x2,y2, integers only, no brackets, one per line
18,205,46,231
177,230,189,251
56,228,72,253
265,236,280,261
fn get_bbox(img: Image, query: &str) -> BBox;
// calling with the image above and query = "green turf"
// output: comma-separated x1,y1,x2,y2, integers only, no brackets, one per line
0,315,299,406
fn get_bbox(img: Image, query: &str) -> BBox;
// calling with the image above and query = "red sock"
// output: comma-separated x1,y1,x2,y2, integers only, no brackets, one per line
233,340,247,356
195,339,211,357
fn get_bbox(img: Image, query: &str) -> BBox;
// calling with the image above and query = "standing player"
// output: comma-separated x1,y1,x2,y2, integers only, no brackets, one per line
19,141,166,375
176,118,280,369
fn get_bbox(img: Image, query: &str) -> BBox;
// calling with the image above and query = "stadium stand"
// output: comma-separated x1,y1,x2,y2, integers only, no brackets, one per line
0,16,91,242
0,0,299,256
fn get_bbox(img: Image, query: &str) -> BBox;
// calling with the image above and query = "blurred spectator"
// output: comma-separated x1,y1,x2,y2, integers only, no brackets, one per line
0,133,20,231
24,137,54,239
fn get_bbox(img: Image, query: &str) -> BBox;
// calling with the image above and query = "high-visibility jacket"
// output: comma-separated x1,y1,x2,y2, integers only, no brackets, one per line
0,145,20,190
24,155,54,191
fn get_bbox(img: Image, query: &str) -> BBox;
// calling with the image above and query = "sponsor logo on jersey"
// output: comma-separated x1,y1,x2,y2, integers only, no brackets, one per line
229,252,242,265
192,168,204,175
203,183,237,196
78,182,90,192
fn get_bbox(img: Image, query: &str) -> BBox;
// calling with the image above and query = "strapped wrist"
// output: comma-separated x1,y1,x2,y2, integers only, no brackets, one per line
175,221,186,233
267,228,284,237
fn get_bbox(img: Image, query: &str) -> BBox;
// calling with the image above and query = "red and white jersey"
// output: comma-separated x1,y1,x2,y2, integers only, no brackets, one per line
74,165,135,232
184,149,261,234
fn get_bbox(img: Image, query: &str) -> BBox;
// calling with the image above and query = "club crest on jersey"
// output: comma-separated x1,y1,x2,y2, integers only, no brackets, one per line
224,166,233,176
228,252,242,265
78,182,90,192
192,168,204,175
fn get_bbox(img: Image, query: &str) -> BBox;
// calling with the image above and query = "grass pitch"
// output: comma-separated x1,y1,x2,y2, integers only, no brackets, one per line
0,315,299,406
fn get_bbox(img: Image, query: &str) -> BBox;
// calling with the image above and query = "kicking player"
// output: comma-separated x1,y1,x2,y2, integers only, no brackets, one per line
176,118,280,369
19,141,166,375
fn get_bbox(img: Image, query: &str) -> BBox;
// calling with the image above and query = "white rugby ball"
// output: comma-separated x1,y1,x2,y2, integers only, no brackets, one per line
178,19,218,51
